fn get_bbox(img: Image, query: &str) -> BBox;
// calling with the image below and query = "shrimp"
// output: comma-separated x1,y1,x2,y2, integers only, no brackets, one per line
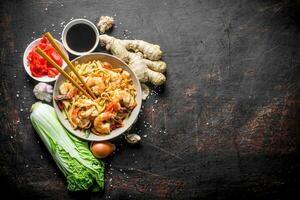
74,99,101,119
68,107,79,128
121,71,131,79
79,107,99,118
112,90,136,108
93,112,114,134
78,118,91,129
69,105,91,129
68,99,102,129
58,82,77,99
110,79,121,90
68,106,91,129
110,72,121,81
86,77,105,96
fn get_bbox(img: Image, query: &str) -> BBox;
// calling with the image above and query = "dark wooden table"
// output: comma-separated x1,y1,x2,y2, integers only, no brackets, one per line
1,0,300,199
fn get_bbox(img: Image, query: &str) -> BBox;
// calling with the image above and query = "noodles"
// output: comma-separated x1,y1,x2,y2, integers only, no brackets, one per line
55,60,137,135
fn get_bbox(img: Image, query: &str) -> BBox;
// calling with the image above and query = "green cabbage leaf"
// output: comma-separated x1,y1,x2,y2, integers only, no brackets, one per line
30,102,104,192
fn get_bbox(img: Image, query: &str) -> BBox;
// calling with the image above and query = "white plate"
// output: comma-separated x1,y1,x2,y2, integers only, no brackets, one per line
53,53,142,141
23,38,68,82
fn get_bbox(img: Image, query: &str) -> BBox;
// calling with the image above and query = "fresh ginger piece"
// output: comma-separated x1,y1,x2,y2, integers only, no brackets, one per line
99,34,167,85
97,16,114,34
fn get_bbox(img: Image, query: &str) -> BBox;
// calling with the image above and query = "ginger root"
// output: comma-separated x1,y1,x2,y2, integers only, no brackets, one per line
97,16,114,33
99,34,167,85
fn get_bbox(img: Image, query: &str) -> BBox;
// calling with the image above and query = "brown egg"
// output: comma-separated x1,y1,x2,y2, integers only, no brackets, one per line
90,141,116,159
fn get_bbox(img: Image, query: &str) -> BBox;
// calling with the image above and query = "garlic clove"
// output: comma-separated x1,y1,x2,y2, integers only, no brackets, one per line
125,134,141,144
141,83,150,100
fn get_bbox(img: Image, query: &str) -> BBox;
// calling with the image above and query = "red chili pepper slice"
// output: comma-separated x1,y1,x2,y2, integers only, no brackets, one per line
27,35,63,78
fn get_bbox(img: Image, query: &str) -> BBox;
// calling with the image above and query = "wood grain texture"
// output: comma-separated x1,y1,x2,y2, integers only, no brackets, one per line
1,0,300,199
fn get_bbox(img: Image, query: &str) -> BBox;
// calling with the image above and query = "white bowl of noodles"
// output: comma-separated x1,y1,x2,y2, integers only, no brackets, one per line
53,53,142,141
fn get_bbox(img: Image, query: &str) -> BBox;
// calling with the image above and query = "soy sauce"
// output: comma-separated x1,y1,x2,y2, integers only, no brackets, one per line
66,23,96,52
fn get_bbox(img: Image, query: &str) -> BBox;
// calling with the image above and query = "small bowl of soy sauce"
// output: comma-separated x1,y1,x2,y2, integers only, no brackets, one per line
62,19,99,56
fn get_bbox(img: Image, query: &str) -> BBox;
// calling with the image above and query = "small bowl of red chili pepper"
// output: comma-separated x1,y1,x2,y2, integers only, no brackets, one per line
23,36,68,82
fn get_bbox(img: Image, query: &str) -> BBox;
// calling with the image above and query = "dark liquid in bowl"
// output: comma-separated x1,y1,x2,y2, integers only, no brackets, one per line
66,23,96,52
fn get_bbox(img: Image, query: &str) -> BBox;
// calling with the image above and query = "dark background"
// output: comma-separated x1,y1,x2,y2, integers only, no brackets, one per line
1,0,300,199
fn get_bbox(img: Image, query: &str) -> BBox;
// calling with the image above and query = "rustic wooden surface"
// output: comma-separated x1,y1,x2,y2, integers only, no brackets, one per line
1,0,300,199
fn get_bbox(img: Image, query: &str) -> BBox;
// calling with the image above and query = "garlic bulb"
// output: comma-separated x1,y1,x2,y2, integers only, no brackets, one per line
125,134,141,144
33,82,53,102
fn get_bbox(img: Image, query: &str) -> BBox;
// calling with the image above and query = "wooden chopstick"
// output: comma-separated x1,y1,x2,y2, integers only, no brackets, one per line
44,32,97,99
35,47,93,99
